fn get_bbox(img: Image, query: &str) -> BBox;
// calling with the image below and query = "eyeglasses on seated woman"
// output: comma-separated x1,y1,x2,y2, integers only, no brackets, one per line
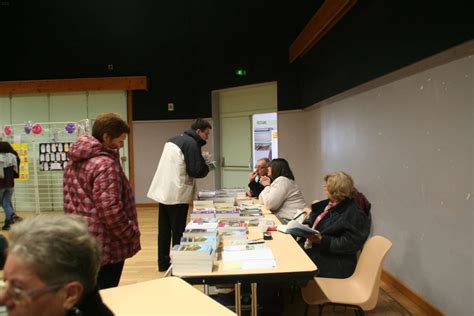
0,215,113,316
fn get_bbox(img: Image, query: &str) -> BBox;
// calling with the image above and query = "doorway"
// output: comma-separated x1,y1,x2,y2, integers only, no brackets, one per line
212,82,277,189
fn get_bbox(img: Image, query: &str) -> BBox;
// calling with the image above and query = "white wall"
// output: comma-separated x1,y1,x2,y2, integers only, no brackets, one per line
279,53,473,315
277,110,312,203
132,119,215,204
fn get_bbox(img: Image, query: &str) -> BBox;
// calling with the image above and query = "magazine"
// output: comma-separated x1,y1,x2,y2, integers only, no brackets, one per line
277,220,319,238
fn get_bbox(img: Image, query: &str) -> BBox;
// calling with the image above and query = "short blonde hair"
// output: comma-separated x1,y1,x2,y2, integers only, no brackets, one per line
324,171,354,201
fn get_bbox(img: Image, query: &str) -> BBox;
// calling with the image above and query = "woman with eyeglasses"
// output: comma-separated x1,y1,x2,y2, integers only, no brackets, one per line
0,215,113,316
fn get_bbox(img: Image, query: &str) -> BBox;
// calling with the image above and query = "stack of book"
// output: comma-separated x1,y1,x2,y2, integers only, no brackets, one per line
171,244,215,273
180,235,219,250
193,200,215,209
236,197,254,207
182,218,218,238
217,219,248,233
220,230,248,241
221,243,276,270
215,203,240,219
191,207,216,219
239,206,263,220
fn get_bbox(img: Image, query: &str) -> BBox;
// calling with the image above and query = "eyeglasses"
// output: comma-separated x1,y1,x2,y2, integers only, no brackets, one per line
0,280,64,306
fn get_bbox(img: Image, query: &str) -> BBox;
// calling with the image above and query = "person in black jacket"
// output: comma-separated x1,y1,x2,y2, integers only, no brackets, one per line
302,171,371,278
0,215,113,316
246,158,269,198
0,141,22,230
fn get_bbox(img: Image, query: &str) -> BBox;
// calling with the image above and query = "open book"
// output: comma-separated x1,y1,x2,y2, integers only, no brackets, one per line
277,220,319,238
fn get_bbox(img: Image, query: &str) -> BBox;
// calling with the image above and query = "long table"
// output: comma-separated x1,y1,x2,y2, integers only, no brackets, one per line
100,277,236,315
172,213,318,315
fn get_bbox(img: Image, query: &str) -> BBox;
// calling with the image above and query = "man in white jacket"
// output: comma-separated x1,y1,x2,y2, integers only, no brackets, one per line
147,118,211,271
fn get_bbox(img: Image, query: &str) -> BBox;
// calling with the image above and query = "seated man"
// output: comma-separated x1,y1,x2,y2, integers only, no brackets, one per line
246,158,270,198
0,215,113,316
302,171,371,278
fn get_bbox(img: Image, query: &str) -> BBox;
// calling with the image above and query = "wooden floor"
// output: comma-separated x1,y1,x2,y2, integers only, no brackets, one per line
3,207,430,315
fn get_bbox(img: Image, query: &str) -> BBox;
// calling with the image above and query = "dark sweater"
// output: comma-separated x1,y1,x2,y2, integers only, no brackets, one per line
67,287,114,316
302,198,371,278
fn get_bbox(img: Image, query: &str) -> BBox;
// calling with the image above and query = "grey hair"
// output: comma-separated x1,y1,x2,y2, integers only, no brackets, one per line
257,158,270,164
8,215,101,294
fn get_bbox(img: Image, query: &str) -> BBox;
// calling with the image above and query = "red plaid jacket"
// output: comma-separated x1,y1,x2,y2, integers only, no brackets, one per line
64,134,141,266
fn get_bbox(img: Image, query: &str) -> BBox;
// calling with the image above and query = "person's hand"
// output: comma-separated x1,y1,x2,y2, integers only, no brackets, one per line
259,176,271,187
305,233,323,244
249,170,257,182
246,187,254,197
202,151,211,162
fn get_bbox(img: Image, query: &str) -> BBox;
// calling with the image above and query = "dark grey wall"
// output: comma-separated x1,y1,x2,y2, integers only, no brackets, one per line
0,1,472,119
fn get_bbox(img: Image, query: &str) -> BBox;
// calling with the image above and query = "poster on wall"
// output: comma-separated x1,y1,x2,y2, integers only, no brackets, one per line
252,112,278,168
11,144,29,180
39,142,72,171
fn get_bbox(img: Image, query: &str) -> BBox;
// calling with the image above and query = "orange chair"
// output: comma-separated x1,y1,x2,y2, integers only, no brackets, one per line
301,235,392,315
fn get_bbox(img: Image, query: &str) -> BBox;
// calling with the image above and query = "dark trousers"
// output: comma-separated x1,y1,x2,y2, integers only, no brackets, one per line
158,203,189,270
97,260,125,289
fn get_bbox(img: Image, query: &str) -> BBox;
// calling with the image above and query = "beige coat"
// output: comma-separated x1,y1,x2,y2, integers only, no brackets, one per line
259,176,306,220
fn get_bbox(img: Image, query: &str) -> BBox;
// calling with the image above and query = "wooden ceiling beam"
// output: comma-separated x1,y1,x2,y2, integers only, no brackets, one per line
0,76,148,95
289,0,357,63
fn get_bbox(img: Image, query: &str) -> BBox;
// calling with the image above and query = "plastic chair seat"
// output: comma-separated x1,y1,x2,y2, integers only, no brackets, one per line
301,235,392,313
302,277,372,309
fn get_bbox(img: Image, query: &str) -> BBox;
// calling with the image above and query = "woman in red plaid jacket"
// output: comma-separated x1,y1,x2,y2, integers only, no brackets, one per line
63,113,141,289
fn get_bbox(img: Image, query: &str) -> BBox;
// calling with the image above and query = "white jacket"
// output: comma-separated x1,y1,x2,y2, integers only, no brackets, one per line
259,176,306,220
147,129,209,205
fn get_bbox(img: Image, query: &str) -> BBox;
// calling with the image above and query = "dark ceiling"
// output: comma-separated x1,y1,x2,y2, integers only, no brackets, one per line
0,1,472,120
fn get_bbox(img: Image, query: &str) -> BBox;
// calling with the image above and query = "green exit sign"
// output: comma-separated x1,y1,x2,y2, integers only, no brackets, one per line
235,69,247,76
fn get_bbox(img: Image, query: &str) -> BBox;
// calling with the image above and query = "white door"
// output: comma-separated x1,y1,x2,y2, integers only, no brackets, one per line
216,82,277,189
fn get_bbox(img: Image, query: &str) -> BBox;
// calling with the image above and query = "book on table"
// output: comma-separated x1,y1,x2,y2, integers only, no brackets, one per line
277,220,320,238
220,230,248,241
193,199,215,208
213,197,236,204
236,198,254,206
222,243,276,270
171,244,215,274
180,235,219,248
239,208,263,219
182,228,218,238
187,217,218,228
217,219,248,232
171,244,214,258
190,207,216,219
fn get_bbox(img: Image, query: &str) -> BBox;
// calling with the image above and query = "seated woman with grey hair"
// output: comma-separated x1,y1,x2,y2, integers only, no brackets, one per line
0,215,113,316
302,171,371,278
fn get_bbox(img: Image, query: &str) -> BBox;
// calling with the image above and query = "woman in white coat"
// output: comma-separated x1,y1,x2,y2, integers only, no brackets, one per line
259,158,306,223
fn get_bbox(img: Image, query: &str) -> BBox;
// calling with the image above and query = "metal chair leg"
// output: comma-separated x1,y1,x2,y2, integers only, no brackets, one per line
318,304,325,316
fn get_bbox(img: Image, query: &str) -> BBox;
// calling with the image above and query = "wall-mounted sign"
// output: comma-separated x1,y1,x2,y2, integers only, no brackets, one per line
12,143,29,180
39,142,72,171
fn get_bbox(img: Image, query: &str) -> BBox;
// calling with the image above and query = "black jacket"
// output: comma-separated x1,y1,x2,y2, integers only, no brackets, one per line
68,287,114,316
169,129,209,179
302,198,371,278
248,180,265,198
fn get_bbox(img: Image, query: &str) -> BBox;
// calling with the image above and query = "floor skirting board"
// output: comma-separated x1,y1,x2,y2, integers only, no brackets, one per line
381,270,444,316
